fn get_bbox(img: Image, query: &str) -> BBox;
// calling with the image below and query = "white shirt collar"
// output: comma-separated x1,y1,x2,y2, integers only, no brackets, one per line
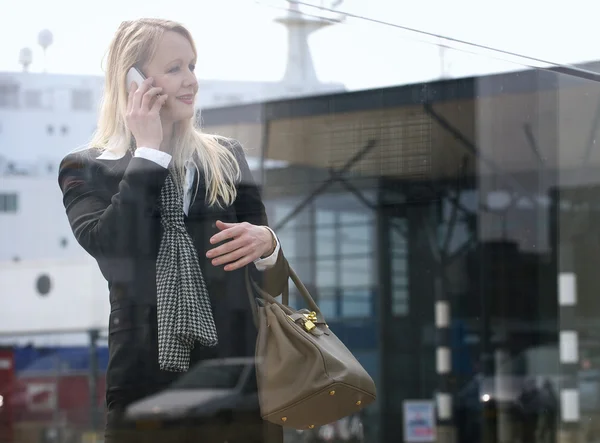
96,150,126,160
96,149,194,169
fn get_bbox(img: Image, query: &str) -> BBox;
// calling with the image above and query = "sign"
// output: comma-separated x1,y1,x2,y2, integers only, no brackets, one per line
0,358,11,370
403,400,435,442
26,382,57,412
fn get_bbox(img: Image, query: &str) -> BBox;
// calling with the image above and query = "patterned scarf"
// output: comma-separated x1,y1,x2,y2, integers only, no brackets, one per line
156,173,218,372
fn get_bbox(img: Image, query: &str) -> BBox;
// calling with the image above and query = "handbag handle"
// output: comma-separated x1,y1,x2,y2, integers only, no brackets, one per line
245,264,326,328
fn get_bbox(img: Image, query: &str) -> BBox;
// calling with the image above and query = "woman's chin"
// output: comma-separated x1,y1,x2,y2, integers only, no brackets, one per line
162,109,195,125
173,106,196,122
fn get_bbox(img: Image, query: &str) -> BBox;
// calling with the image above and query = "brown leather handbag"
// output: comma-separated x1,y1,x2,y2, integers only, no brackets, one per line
246,266,377,430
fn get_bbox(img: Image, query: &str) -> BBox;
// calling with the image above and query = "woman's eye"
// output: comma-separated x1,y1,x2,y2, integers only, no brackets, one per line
189,64,196,72
168,66,180,73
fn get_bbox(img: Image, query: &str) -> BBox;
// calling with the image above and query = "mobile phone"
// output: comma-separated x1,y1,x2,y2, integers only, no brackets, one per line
126,66,146,89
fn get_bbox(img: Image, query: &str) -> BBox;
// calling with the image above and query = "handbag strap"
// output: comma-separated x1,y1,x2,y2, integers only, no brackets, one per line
245,264,326,328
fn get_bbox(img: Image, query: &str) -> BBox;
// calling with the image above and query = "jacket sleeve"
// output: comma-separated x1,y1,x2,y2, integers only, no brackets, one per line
229,140,290,297
58,151,169,261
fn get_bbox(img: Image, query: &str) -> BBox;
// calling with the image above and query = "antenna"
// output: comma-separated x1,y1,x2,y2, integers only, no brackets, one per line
38,29,54,73
438,37,451,79
318,0,345,22
276,0,344,89
19,48,33,72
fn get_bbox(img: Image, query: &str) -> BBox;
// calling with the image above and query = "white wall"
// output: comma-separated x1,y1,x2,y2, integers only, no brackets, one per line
0,257,110,334
0,176,83,262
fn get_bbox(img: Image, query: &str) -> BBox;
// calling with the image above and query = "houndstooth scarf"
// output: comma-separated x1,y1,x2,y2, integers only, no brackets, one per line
156,172,218,372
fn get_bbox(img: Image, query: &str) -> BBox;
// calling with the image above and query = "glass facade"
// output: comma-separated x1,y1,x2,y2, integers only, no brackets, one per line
3,7,600,443
199,62,600,443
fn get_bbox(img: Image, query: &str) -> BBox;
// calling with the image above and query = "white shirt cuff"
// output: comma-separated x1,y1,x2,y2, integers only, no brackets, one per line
134,147,172,169
253,226,280,271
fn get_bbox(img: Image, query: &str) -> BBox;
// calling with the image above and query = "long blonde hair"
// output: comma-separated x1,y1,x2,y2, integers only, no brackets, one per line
89,18,240,207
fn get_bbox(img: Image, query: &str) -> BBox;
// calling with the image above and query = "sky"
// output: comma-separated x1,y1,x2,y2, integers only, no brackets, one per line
1,0,599,91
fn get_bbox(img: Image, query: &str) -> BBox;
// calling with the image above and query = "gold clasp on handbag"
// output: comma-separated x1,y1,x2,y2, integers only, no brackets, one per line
302,311,317,331
303,319,316,332
288,314,317,332
303,311,318,322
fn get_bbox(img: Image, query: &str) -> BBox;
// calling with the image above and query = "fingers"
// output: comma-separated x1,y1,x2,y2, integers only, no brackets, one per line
150,93,168,113
210,244,254,268
206,221,266,271
210,222,245,245
215,220,236,230
132,77,153,110
127,82,137,113
207,237,246,260
141,86,163,111
223,253,256,272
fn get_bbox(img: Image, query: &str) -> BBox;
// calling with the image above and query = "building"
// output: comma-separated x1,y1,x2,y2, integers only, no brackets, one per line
197,64,600,442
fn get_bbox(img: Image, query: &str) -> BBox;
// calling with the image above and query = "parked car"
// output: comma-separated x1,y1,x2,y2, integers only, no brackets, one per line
125,357,365,442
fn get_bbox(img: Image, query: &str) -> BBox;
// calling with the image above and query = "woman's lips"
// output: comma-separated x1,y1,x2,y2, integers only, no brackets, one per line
176,95,194,104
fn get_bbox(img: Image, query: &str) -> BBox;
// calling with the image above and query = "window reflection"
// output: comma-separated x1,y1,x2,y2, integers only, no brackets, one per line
5,16,600,442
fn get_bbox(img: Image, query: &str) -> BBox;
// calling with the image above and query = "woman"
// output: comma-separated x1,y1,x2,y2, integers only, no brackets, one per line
58,18,289,442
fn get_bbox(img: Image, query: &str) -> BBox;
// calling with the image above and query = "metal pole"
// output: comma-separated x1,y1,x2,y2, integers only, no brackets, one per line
88,329,99,433
434,275,456,443
376,204,392,443
558,245,581,443
259,104,269,187
494,348,512,443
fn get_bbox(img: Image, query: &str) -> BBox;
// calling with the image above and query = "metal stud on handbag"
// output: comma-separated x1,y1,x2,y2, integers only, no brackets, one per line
246,265,377,430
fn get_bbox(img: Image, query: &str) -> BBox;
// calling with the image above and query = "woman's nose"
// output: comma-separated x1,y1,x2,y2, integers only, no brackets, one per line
184,70,198,88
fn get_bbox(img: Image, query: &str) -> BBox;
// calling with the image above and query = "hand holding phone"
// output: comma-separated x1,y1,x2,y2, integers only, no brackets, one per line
125,67,168,150
126,66,146,89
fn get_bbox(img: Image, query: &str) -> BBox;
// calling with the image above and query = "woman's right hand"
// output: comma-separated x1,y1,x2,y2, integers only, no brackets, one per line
126,77,168,150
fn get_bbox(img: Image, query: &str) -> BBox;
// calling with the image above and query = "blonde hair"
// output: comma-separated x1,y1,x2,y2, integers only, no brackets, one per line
89,18,240,207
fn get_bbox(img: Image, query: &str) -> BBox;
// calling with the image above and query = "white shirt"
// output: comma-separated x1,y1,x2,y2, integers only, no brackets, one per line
96,147,280,271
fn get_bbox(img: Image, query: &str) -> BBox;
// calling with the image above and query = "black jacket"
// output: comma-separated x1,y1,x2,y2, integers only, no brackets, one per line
58,141,289,403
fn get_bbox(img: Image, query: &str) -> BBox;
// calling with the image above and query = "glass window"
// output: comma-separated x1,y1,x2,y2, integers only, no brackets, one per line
318,289,338,319
392,286,409,316
316,259,336,288
273,201,298,228
276,228,296,259
391,255,407,272
24,90,42,108
342,288,371,318
316,208,335,225
340,224,373,255
340,211,372,224
0,83,19,108
316,226,336,257
71,89,93,111
392,272,408,287
0,193,18,213
341,257,372,287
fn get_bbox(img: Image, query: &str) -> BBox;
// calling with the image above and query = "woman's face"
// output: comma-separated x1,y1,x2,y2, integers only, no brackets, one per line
141,31,198,124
